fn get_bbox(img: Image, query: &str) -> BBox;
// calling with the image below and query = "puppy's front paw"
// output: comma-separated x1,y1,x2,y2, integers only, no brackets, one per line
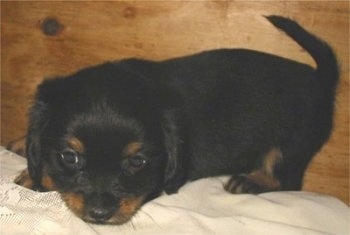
6,136,26,156
14,169,34,189
224,171,280,194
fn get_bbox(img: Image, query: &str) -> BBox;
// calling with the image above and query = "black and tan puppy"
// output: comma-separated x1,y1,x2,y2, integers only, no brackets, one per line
15,16,338,224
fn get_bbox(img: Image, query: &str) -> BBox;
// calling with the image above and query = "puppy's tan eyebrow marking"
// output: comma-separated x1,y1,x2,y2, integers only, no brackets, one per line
66,136,85,153
124,142,142,157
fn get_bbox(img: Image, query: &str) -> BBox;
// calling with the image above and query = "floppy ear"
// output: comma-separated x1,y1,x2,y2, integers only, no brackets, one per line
162,109,188,194
25,99,48,191
26,77,67,190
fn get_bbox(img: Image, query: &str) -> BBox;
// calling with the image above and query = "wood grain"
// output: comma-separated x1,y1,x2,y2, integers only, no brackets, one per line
1,1,348,204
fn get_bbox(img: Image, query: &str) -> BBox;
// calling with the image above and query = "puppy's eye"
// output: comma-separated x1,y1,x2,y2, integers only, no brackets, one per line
60,149,80,166
122,155,147,175
129,155,147,168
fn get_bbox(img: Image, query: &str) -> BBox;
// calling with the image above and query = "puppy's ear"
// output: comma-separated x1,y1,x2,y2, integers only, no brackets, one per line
25,99,48,191
162,110,187,194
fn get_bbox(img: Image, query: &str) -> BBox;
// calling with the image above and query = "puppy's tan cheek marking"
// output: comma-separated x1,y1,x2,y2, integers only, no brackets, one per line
124,142,142,157
14,169,34,189
41,173,55,191
66,136,85,153
117,196,144,222
61,193,85,217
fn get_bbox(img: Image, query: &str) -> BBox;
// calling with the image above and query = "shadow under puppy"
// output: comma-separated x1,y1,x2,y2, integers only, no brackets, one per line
15,16,338,224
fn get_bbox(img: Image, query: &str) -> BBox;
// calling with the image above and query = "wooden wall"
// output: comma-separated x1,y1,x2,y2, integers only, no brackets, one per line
1,1,348,204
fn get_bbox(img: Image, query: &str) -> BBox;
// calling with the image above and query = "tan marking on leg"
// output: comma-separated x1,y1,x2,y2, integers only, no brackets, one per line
224,171,281,193
225,147,283,193
14,169,34,189
6,136,26,156
262,147,282,176
246,170,281,190
123,142,142,157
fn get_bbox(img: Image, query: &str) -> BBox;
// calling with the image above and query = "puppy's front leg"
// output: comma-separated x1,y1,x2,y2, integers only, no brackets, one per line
14,169,51,192
14,169,34,189
6,136,26,156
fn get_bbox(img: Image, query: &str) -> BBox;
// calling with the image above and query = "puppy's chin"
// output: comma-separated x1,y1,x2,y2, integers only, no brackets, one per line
61,192,145,225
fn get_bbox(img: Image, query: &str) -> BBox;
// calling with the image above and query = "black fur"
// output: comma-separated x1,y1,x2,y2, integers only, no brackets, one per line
21,16,338,224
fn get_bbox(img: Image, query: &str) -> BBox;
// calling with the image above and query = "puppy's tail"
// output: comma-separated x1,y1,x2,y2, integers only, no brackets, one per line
266,15,339,99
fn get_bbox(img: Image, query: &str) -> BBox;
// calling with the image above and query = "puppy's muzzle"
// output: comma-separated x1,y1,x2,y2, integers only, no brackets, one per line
86,192,117,223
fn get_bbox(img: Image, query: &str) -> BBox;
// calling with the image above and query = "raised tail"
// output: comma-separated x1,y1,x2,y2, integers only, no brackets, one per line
266,15,339,98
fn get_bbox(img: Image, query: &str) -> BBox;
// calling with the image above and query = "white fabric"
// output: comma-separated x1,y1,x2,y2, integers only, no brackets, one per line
0,147,349,235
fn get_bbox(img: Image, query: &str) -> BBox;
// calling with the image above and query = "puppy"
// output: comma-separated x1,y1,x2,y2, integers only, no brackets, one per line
15,16,338,224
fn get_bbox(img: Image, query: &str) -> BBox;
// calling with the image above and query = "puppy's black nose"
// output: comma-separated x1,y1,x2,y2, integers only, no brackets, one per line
89,207,114,222
86,192,117,223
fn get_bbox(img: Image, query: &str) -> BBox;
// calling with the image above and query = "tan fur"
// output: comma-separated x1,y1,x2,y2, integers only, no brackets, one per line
112,196,144,224
41,173,55,190
66,136,85,153
6,136,26,156
224,147,283,193
123,142,142,157
119,196,143,216
61,193,85,217
262,147,282,176
246,170,281,190
14,169,33,189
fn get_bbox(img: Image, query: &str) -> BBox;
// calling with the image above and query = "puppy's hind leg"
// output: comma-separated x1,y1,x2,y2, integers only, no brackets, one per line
274,141,318,191
225,148,282,194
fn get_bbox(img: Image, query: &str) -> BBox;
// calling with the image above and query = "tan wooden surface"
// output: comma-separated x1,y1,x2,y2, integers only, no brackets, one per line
1,1,349,205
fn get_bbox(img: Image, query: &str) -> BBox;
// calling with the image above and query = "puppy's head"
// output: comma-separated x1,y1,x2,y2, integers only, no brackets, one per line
24,62,185,224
